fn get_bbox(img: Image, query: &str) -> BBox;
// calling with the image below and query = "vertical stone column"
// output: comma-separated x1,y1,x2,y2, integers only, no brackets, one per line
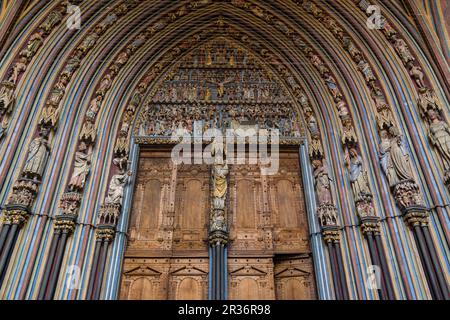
209,140,229,300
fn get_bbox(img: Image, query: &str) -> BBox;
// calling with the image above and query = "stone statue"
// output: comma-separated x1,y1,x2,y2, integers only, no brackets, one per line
379,129,414,187
304,107,319,135
313,159,333,205
40,8,64,33
23,128,50,179
0,82,15,116
79,118,96,143
347,148,371,199
39,103,59,128
409,65,425,89
8,58,27,84
427,109,450,168
105,168,132,206
68,142,92,191
394,38,415,65
20,30,44,60
324,74,342,101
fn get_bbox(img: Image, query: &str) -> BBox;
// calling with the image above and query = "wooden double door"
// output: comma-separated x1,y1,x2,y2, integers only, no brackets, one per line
119,147,316,300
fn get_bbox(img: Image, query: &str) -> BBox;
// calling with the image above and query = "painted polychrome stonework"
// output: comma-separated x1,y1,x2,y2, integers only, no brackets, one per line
0,0,449,300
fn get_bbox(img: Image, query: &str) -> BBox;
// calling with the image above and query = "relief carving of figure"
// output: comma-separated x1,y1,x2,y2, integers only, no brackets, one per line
23,128,50,179
79,118,96,143
62,56,81,79
86,96,102,119
78,33,99,54
68,142,92,191
96,74,112,96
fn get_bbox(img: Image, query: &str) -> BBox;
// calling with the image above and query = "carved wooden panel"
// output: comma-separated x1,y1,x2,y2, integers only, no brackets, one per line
168,258,209,300
228,164,264,253
127,153,173,252
119,258,170,300
120,257,209,300
173,163,210,252
121,147,316,299
274,256,316,300
228,258,275,300
269,153,310,253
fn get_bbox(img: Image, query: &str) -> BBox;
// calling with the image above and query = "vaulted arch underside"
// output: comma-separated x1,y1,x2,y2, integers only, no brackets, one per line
0,0,448,300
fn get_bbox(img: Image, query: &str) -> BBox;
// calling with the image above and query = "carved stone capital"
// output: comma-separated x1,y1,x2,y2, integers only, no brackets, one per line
2,204,30,226
59,192,82,216
95,225,116,241
54,213,77,234
402,206,429,228
360,216,381,236
208,230,228,246
321,225,340,243
392,180,424,210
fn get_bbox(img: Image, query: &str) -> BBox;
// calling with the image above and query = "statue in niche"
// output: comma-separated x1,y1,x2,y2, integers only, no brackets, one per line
394,38,415,65
78,32,99,54
79,118,96,143
105,157,131,206
86,95,102,119
96,73,112,96
20,30,44,60
8,58,27,85
409,65,425,89
23,128,50,179
39,103,59,128
324,74,342,101
0,82,15,116
357,60,376,83
68,142,92,191
427,108,450,168
304,107,319,136
40,8,64,33
62,56,80,79
347,148,371,199
313,159,333,205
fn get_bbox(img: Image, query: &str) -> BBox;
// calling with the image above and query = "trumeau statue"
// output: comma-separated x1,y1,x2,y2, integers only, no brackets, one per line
23,129,50,180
